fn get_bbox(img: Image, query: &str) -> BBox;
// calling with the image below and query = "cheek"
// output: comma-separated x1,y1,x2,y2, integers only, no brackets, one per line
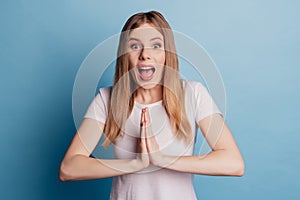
157,52,166,65
161,55,166,64
128,53,139,67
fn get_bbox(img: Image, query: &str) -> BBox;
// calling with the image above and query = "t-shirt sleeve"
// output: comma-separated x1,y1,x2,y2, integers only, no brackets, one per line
83,87,110,124
191,81,222,122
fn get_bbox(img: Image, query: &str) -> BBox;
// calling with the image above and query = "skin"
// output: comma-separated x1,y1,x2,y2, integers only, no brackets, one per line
127,23,165,102
59,23,244,181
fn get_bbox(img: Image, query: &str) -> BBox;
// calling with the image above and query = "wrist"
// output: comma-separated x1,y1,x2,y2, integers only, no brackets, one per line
131,158,148,171
130,159,142,172
153,154,177,168
152,152,166,167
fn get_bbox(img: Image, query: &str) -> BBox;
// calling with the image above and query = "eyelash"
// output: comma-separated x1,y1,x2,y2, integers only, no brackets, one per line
153,43,162,48
130,43,162,50
130,44,142,49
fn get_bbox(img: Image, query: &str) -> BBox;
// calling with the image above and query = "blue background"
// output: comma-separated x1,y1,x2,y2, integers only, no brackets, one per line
1,0,299,199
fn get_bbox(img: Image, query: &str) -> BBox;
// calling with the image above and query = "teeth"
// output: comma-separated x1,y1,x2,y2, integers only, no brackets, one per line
138,66,153,70
138,66,155,74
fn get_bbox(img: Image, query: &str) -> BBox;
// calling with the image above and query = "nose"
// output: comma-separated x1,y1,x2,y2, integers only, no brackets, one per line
139,47,151,60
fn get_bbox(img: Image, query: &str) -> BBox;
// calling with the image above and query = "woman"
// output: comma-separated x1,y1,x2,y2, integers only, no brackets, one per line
59,11,244,200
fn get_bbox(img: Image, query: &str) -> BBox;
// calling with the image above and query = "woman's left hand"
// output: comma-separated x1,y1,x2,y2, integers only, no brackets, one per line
142,108,165,167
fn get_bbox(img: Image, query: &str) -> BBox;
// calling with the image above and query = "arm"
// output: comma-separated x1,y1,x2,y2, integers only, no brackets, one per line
59,118,149,181
147,113,245,176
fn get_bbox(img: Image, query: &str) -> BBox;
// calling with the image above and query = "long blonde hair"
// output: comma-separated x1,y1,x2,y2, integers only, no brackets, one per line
103,11,192,147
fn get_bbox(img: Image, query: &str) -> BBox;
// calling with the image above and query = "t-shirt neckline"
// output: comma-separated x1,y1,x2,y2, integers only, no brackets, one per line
134,100,163,108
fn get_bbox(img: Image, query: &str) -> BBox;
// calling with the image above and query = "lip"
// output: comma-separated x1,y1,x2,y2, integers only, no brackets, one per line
137,63,155,69
137,64,156,81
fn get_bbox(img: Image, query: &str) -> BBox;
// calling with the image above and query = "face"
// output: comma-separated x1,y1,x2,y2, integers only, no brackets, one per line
126,23,165,89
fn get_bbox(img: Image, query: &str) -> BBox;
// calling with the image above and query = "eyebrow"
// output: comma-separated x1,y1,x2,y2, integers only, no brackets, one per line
128,37,163,42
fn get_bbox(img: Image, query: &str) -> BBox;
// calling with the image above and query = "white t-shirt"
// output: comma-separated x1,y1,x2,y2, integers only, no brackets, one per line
84,80,222,200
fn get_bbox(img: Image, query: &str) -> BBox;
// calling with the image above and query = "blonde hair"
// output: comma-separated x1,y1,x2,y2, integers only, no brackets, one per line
103,11,192,147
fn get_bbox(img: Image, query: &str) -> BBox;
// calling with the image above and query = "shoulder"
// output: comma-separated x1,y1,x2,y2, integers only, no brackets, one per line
181,79,207,93
98,86,112,97
96,86,112,104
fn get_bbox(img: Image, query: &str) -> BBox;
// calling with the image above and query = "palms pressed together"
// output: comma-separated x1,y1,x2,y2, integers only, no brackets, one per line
137,108,163,169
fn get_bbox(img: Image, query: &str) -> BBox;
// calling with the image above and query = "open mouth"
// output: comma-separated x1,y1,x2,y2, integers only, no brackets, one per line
138,66,156,81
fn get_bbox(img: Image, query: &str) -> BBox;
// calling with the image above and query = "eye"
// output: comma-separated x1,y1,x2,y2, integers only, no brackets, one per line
130,43,142,50
153,43,162,49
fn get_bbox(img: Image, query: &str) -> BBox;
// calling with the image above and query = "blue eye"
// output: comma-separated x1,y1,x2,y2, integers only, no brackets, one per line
131,44,142,49
153,43,162,48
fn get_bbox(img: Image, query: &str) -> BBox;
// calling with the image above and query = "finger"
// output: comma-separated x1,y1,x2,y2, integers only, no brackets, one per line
142,108,160,152
143,108,151,147
143,108,152,151
143,109,152,139
145,118,159,153
140,109,147,142
144,108,154,138
140,108,145,127
144,108,150,126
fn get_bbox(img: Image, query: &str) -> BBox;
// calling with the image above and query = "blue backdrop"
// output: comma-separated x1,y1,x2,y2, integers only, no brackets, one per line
1,0,299,199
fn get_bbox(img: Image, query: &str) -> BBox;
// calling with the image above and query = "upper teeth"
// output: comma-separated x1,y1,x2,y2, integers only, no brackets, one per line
139,66,153,70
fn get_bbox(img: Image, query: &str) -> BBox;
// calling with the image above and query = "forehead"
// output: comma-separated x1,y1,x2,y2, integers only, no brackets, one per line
128,23,163,40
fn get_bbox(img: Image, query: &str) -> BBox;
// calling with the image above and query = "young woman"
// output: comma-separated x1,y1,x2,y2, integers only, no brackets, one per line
59,11,244,200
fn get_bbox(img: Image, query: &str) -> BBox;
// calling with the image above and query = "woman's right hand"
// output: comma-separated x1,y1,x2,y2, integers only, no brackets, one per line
135,108,150,170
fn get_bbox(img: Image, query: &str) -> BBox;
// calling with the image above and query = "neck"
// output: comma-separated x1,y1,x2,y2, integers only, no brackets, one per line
134,85,163,104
